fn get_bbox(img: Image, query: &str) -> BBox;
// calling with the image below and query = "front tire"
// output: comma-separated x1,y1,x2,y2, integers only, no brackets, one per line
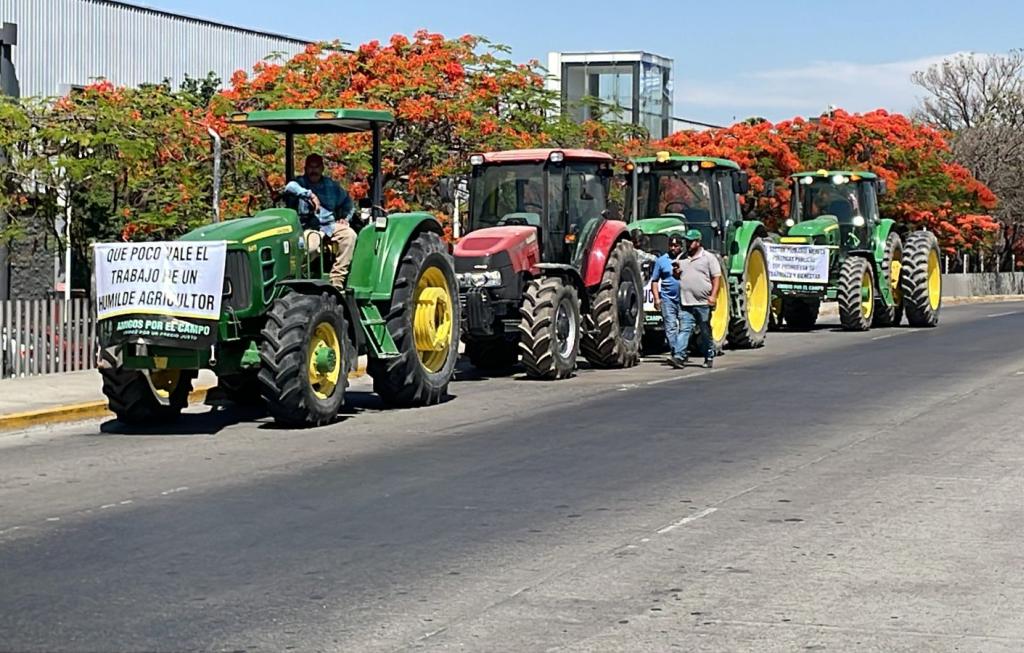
580,240,643,368
872,232,904,327
99,349,196,425
259,292,350,427
369,231,460,406
902,230,942,327
838,256,875,331
727,238,770,348
519,277,580,379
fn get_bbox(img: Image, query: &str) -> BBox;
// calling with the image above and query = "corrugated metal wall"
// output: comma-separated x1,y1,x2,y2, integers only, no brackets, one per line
0,0,308,98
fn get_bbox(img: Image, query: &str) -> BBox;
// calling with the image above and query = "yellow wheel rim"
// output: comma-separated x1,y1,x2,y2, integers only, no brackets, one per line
927,249,941,310
148,369,181,399
711,279,730,344
745,249,769,332
860,269,874,319
890,257,903,305
413,266,454,374
308,322,342,400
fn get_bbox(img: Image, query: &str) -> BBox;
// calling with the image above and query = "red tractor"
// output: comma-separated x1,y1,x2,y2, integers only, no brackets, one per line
453,148,643,379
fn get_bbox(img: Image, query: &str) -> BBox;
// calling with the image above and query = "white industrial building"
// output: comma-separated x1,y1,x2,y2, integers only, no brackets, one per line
0,0,308,99
0,0,310,299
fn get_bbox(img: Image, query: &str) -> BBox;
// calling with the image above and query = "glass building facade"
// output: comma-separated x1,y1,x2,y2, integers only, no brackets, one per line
547,51,674,139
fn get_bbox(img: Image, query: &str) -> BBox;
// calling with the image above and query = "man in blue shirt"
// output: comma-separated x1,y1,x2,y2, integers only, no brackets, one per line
293,153,356,288
650,235,686,367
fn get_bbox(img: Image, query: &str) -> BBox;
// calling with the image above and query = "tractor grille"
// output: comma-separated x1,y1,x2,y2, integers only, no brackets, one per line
223,250,253,311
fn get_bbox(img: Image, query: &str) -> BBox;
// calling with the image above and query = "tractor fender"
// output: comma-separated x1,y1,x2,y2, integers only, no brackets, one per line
535,263,590,313
347,212,444,302
727,221,769,277
276,279,365,357
871,219,898,264
581,219,630,288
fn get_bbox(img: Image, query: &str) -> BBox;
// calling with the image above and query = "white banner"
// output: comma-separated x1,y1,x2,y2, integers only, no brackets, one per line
93,241,228,321
766,243,830,284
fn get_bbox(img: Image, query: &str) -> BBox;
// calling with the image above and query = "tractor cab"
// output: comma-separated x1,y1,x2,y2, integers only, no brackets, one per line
624,153,749,255
466,149,614,266
782,170,887,253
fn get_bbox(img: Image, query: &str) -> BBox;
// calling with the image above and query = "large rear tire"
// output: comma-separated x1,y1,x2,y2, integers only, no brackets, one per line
465,336,518,374
838,256,875,331
581,240,643,368
781,298,820,331
872,232,904,327
519,277,580,379
99,349,196,425
902,230,942,327
369,231,460,406
727,238,770,348
259,292,349,427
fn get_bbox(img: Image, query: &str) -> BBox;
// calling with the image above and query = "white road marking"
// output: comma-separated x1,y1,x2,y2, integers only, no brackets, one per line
987,310,1019,318
100,504,116,510
656,507,718,534
646,378,676,386
871,334,895,340
45,517,60,522
160,487,190,496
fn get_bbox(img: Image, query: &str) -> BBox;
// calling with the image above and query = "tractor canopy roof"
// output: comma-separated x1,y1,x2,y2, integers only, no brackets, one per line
475,148,614,164
791,169,877,181
229,108,395,134
629,154,740,171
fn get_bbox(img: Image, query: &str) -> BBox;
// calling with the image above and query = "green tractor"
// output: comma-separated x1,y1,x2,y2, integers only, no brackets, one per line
624,152,772,352
771,169,942,331
95,108,460,427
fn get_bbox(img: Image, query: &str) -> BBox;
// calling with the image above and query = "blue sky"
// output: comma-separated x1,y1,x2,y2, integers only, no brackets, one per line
147,0,1022,124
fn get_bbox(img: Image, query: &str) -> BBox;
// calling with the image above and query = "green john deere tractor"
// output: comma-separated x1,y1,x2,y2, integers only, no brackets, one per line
624,152,772,353
770,169,941,331
95,108,460,427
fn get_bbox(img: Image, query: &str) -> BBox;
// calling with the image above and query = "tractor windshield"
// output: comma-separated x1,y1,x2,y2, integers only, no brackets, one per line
469,164,551,231
634,170,713,224
798,179,862,223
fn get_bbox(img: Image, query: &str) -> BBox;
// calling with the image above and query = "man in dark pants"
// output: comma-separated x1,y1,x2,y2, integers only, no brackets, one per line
673,229,723,368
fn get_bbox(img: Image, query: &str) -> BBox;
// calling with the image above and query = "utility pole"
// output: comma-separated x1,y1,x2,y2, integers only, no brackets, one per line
0,22,20,301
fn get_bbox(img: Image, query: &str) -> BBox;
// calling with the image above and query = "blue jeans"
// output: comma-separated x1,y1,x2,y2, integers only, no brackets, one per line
660,300,686,359
679,305,714,360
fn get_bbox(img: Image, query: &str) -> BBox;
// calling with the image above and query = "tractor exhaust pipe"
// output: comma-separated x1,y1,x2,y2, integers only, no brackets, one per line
208,127,222,223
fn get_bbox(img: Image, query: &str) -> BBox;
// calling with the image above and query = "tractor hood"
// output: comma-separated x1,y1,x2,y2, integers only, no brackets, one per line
783,215,840,246
179,209,300,246
453,225,540,274
630,216,686,235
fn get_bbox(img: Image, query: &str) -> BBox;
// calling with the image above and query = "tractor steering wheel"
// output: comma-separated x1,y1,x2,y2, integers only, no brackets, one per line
664,201,688,214
522,202,543,214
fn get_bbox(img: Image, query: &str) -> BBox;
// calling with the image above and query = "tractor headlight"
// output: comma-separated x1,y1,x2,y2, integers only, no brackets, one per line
457,270,503,289
785,218,795,228
852,215,866,227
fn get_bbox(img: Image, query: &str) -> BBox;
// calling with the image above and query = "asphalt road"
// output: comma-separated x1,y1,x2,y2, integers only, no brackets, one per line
1,301,1023,652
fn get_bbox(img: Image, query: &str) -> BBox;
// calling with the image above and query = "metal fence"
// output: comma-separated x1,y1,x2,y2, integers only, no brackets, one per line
0,298,96,379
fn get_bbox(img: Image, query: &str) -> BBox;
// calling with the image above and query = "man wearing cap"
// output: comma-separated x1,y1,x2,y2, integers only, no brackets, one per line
673,228,722,368
650,234,687,366
293,153,356,288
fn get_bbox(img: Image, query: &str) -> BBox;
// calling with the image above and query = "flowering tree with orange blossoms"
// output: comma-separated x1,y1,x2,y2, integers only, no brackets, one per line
651,110,999,253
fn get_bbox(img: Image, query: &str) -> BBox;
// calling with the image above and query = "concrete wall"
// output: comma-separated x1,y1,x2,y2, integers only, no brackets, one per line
942,273,1024,297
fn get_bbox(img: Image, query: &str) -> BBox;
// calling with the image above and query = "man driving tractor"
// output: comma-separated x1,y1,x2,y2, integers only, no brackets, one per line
284,153,357,288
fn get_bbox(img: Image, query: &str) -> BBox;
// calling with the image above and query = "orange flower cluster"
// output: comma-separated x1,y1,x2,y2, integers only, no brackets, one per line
655,110,999,251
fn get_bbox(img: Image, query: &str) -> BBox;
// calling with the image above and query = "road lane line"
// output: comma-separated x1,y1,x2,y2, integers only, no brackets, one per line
987,310,1020,318
656,507,717,534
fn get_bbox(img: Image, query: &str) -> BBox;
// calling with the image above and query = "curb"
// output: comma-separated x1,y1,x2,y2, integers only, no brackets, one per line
817,294,1024,318
0,365,368,433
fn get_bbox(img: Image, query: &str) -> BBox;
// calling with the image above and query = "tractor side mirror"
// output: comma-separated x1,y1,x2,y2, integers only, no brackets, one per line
435,177,455,203
733,171,751,195
877,179,888,196
764,179,776,197
577,173,594,201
